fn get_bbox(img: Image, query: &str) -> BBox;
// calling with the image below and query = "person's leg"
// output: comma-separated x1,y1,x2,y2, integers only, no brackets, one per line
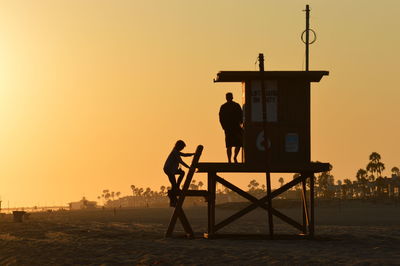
167,173,178,207
176,168,185,189
167,173,178,190
233,146,241,163
226,147,232,163
233,128,243,163
225,131,233,163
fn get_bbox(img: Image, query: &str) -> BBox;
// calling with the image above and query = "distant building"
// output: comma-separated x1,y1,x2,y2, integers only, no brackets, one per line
69,197,97,210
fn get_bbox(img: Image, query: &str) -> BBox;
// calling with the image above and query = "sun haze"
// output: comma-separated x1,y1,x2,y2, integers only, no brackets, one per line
0,1,399,207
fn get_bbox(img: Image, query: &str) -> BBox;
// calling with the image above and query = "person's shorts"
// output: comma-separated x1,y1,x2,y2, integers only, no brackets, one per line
225,129,243,148
164,168,185,189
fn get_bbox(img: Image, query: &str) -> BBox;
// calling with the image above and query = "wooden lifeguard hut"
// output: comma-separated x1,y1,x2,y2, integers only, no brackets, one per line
166,62,330,238
166,5,330,239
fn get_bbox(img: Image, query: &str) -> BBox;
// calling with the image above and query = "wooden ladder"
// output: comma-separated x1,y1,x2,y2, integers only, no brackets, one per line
165,145,204,237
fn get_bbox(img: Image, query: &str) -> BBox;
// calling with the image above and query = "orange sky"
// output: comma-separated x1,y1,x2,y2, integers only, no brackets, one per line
0,1,399,207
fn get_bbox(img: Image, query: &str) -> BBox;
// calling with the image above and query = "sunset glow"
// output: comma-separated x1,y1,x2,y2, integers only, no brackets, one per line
0,0,399,207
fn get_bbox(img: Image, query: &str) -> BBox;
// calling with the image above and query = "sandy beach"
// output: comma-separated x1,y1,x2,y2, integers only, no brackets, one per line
1,201,400,265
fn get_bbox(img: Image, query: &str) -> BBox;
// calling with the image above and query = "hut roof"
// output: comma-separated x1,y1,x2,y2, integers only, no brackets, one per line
214,71,329,83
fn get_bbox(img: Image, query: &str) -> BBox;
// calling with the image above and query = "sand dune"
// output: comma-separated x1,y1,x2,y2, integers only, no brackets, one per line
0,202,400,265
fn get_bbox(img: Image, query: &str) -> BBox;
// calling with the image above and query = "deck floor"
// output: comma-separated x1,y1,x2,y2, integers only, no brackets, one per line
196,162,330,173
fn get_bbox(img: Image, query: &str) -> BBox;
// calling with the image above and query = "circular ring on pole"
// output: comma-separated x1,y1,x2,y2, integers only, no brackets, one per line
301,29,317,44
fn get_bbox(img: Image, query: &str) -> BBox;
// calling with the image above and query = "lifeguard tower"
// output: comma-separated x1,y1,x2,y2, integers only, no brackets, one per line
166,5,330,239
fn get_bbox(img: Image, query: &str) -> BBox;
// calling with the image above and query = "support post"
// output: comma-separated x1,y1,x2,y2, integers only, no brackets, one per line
309,173,315,237
206,171,216,238
266,172,274,238
301,177,309,234
259,53,274,238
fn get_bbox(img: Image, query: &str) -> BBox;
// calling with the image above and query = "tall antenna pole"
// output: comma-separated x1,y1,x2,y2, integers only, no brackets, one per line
258,53,274,238
305,4,310,71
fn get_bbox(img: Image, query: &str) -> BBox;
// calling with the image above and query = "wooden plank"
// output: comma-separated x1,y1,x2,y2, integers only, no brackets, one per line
216,176,264,204
217,176,269,210
176,207,194,236
301,179,309,234
214,176,269,232
271,175,307,199
214,203,304,233
217,174,305,205
214,201,304,233
271,208,304,232
214,203,258,232
166,145,203,237
209,171,317,236
214,175,306,232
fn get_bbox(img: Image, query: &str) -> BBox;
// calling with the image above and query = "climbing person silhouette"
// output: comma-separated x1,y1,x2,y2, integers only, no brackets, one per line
219,92,243,163
163,140,195,206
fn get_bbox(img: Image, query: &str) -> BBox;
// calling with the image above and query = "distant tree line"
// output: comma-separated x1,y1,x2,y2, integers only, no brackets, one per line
336,152,400,199
305,152,399,200
101,152,400,207
97,189,121,204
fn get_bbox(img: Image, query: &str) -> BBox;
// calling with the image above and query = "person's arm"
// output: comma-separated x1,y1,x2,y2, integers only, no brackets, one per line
219,106,227,130
179,157,190,168
180,152,195,157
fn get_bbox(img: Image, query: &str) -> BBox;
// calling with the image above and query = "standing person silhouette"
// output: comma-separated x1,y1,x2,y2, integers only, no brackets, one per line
219,92,243,163
163,140,195,206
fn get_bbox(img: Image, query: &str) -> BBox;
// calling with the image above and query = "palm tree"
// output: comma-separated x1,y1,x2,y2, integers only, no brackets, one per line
190,179,198,190
366,152,385,196
160,185,166,196
337,180,343,198
104,192,111,202
248,179,259,191
366,152,385,180
356,169,368,198
391,167,400,177
143,187,151,207
144,187,151,196
223,187,231,194
198,181,204,190
375,176,385,198
343,179,352,199
317,172,335,198
356,169,368,181
278,177,284,187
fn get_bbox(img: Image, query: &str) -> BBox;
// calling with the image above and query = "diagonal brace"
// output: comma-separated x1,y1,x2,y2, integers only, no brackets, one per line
214,174,308,232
